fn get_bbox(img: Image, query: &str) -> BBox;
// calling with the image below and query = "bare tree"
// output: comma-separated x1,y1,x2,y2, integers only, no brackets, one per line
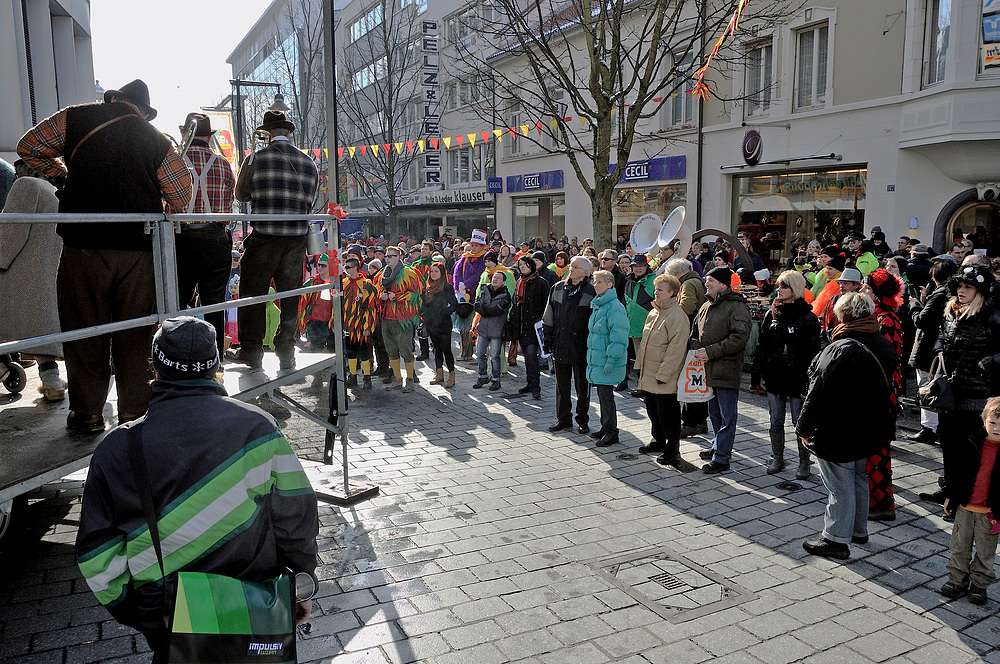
273,0,328,154
454,0,797,248
337,0,432,240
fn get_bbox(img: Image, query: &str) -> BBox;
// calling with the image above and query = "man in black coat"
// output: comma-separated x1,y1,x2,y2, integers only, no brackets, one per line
542,256,596,433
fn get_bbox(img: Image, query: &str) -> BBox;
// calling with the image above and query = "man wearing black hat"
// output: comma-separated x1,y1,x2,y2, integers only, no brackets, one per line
232,111,319,373
76,316,319,658
691,266,751,473
17,79,194,432
167,113,236,357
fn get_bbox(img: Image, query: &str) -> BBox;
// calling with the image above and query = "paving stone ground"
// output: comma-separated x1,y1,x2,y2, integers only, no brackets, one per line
2,354,999,663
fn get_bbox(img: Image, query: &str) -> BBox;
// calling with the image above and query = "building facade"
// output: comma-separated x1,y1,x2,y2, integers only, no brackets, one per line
0,0,96,162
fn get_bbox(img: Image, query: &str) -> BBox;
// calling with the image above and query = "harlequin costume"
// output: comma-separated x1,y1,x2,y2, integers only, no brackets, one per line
866,269,905,520
342,270,378,387
298,256,335,352
375,259,421,385
411,253,436,360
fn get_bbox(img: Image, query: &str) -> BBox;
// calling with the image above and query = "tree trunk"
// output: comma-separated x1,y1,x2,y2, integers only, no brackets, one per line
388,206,399,243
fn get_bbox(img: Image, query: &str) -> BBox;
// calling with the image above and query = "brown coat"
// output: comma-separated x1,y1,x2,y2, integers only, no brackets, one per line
635,297,689,394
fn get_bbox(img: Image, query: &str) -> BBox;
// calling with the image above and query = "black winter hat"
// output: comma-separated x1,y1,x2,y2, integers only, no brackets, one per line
952,265,996,298
706,265,732,286
531,250,547,263
151,316,219,382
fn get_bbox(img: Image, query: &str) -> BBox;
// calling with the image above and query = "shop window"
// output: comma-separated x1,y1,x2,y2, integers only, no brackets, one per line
513,196,565,243
949,201,1000,257
925,0,951,86
745,39,773,118
612,185,688,236
794,23,829,110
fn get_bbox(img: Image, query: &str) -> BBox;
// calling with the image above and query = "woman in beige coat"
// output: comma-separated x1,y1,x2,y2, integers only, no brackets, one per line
635,274,690,467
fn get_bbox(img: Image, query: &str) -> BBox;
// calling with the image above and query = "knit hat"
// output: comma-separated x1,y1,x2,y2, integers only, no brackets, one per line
952,265,996,297
531,250,547,263
706,265,732,286
151,316,219,381
484,251,498,265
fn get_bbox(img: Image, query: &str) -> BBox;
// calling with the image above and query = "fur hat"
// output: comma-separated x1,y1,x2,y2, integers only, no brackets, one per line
151,316,219,381
864,268,905,310
952,265,996,298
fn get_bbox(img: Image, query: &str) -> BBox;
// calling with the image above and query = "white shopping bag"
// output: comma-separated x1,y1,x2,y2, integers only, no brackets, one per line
676,350,713,402
534,320,551,362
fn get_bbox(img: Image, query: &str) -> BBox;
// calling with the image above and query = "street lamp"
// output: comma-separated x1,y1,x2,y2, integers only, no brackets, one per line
229,79,288,166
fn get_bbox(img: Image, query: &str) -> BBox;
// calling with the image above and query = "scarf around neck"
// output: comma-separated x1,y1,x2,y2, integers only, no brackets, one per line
831,314,879,340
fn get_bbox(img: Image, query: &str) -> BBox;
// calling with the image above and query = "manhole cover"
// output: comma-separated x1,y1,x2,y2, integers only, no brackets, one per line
589,546,757,623
776,481,802,491
616,453,639,461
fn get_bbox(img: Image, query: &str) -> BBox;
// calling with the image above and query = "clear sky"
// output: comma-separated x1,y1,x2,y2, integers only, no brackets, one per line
91,0,276,137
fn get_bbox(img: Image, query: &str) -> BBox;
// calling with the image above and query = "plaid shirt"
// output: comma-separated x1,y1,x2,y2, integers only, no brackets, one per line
16,103,192,210
166,141,235,214
235,137,318,236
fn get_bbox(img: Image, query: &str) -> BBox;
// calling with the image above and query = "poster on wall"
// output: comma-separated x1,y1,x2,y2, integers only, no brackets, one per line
201,110,238,171
984,43,1000,69
983,11,1000,42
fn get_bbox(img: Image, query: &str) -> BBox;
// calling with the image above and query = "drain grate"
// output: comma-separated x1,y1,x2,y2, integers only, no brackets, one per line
649,572,687,591
589,546,757,623
776,481,802,492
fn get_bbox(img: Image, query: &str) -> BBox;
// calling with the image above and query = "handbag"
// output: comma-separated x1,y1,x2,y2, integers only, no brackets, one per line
918,313,988,413
126,424,298,664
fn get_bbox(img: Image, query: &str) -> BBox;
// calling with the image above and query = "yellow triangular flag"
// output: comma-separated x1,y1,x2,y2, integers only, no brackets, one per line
323,148,328,158
370,144,380,155
579,116,587,128
520,124,529,136
443,136,452,149
417,140,425,152
549,119,558,130
395,142,403,154
348,146,356,158
493,129,503,139
467,133,476,147
610,107,616,116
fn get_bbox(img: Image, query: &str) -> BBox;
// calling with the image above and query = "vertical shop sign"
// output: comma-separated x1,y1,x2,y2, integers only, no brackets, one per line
422,21,441,184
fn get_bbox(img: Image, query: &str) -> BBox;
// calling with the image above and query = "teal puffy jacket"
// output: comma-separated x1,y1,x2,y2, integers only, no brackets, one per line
586,289,630,386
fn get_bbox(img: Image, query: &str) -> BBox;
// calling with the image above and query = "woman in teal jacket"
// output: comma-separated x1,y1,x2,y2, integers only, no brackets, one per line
587,270,630,447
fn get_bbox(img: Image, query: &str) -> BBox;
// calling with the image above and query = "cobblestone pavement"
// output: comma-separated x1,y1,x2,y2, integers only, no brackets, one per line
2,355,999,664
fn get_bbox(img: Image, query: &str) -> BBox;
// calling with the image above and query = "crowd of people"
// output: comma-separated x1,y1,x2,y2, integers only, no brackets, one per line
1,77,1000,646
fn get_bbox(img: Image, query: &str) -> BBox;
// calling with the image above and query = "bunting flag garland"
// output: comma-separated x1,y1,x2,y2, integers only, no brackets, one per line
520,124,529,136
417,140,425,151
467,133,476,147
691,0,751,99
535,121,544,134
456,134,463,148
493,129,502,140
430,138,439,150
395,142,404,154
481,131,490,143
443,136,452,149
370,144,379,156
382,143,391,154
348,146,357,158
406,141,414,153
359,145,367,156
337,148,344,159
507,127,517,139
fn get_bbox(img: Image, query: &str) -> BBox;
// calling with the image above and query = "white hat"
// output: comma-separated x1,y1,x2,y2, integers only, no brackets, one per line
470,229,488,245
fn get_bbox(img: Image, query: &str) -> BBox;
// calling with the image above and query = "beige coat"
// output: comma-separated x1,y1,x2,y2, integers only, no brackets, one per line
634,297,690,394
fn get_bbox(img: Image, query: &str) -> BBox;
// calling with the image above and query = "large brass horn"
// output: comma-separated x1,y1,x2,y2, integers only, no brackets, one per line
252,130,271,152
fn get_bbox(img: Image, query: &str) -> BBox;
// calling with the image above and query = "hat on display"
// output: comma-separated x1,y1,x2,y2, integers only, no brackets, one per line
104,79,157,120
255,110,295,132
706,265,733,286
470,229,488,245
952,265,995,297
837,267,863,283
151,316,219,382
911,244,931,256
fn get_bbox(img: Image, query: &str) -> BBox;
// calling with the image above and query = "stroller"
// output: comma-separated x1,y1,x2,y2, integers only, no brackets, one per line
0,354,27,394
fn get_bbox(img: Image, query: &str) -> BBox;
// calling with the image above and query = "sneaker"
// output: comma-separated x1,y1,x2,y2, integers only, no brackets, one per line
969,586,988,605
802,538,850,560
940,580,969,599
473,377,490,389
489,380,501,391
702,460,730,474
699,449,714,461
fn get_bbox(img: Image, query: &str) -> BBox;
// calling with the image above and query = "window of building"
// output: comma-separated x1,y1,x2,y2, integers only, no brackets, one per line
405,158,425,190
349,4,383,44
980,2,998,76
448,145,487,184
924,0,950,85
794,23,828,109
662,54,695,129
353,56,387,91
400,0,427,14
744,39,773,118
513,195,565,243
506,105,522,156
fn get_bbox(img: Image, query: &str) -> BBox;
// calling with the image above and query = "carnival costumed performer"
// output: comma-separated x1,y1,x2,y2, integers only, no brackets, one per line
377,246,422,391
342,256,379,389
453,229,489,360
475,250,516,377
863,268,906,521
298,253,336,352
411,240,437,361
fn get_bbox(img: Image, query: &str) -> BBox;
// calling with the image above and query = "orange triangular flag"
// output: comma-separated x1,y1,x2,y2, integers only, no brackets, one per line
467,133,476,147
507,127,517,139
430,138,439,150
406,141,414,153
481,131,490,143
244,149,251,157
456,135,464,148
337,148,344,160
359,145,367,156
348,146,357,158
382,143,390,154
535,122,544,134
